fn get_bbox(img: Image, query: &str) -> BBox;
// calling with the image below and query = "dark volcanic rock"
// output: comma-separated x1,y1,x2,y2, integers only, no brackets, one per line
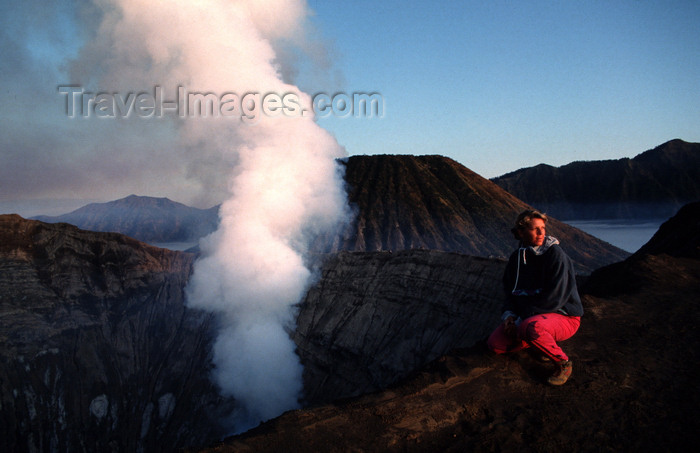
313,154,628,273
32,194,220,244
0,215,232,452
491,139,700,220
0,186,648,451
200,207,700,453
0,215,515,451
583,201,700,297
322,155,527,256
294,250,506,404
635,201,700,259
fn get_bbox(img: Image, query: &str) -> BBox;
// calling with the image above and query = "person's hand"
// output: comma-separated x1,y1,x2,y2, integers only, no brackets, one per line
503,316,517,339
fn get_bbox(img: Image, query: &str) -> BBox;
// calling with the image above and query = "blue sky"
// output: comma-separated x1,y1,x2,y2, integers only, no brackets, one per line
307,0,700,176
1,0,699,216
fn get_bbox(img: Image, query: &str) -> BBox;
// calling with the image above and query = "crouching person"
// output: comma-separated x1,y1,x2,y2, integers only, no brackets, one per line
488,210,583,385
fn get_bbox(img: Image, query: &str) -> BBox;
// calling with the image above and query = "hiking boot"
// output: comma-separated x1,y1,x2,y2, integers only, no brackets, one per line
547,360,572,386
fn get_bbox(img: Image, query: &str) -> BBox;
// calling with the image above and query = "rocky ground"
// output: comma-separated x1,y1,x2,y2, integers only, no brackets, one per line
199,204,700,452
0,215,512,451
294,250,507,405
2,201,697,452
0,214,234,452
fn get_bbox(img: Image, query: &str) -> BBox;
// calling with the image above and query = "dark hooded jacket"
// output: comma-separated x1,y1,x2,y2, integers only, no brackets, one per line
502,236,584,320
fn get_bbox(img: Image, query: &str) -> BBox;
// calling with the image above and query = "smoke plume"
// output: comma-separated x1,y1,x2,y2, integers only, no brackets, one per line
73,0,350,432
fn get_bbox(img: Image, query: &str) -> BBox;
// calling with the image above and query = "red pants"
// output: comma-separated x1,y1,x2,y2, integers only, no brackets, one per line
487,313,581,362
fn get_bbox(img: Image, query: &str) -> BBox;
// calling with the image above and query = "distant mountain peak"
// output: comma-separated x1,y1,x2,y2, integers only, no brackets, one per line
28,156,629,270
491,139,700,220
311,154,628,272
31,195,220,243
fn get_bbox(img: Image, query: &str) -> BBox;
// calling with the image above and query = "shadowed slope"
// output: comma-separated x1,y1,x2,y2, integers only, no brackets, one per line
635,201,700,259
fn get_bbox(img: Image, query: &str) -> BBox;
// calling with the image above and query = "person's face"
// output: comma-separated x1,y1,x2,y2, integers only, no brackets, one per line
518,218,546,247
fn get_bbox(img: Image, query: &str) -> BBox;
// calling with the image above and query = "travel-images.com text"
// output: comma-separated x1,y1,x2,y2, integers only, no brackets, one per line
58,86,384,123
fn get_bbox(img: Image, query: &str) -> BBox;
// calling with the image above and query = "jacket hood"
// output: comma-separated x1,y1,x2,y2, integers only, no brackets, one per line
522,235,560,256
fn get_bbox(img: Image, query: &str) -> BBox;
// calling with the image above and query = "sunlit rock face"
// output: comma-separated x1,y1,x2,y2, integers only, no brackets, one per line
0,215,232,452
294,250,507,404
312,154,629,273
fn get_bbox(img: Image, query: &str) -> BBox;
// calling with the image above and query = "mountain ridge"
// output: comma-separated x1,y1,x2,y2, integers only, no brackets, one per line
313,154,628,273
491,139,700,219
27,157,629,273
31,194,219,244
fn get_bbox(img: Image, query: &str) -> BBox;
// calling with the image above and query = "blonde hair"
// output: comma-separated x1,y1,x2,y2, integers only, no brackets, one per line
511,209,548,239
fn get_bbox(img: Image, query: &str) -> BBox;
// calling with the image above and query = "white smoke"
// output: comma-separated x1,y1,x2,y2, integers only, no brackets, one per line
74,0,350,433
189,123,349,431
